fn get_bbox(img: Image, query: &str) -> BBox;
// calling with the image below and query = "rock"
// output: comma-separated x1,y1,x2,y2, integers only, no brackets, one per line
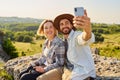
4,53,41,80
4,48,120,80
92,48,120,80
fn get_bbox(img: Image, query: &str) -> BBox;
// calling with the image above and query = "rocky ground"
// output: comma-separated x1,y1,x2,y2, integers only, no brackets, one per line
2,48,120,80
93,53,120,80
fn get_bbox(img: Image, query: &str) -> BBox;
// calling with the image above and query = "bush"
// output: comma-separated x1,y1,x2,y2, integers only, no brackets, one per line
14,32,34,42
2,38,18,58
21,51,26,56
15,34,24,42
23,35,33,42
94,33,104,42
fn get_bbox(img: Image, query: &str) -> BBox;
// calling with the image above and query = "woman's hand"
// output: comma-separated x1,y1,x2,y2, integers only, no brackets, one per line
34,66,45,73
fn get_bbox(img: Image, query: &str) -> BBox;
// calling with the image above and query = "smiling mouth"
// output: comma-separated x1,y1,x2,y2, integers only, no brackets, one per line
61,27,71,34
48,32,53,34
62,27,69,30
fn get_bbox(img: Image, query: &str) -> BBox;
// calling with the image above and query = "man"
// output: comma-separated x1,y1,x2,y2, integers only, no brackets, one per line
54,10,96,80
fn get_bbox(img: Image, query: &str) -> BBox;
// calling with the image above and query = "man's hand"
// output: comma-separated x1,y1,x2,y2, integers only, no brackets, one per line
34,66,45,73
73,10,92,41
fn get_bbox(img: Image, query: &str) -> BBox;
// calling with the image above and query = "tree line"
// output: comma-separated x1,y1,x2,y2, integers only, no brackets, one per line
0,23,120,43
92,23,120,42
0,23,39,42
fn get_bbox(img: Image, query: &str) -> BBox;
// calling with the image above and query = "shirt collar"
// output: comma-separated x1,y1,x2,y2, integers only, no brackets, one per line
68,29,75,40
44,36,58,46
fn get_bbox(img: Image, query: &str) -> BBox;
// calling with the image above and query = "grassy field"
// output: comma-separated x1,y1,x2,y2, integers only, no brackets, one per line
0,40,45,80
13,39,45,56
12,32,120,59
91,32,120,59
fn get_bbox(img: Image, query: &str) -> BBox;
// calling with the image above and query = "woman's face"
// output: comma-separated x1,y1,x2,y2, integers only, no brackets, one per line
43,22,56,39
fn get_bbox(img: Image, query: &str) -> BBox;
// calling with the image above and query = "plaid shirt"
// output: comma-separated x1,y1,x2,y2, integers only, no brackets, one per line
34,36,65,72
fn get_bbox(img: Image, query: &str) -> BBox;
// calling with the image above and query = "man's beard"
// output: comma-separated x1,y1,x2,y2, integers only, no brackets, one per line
60,27,71,35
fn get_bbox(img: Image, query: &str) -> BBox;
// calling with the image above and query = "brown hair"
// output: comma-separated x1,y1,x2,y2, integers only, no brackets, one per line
37,20,57,36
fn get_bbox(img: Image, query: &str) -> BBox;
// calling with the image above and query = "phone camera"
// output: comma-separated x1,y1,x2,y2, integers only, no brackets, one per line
75,8,77,12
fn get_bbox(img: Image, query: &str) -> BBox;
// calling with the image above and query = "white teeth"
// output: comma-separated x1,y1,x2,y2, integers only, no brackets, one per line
47,32,52,34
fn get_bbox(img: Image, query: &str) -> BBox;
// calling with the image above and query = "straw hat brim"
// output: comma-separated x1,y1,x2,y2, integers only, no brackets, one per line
54,14,74,31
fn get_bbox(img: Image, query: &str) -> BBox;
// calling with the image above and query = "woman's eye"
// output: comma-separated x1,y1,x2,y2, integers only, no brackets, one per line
44,26,48,29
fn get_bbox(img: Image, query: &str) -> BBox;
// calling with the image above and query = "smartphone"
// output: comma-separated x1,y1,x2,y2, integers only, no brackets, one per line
74,7,84,16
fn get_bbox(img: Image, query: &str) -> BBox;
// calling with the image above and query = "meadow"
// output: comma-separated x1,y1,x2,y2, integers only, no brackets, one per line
91,32,120,59
12,39,44,56
12,32,120,59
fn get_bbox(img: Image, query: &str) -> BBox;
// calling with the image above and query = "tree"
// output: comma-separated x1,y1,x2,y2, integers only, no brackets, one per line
15,35,24,42
0,30,4,44
23,35,33,42
2,38,18,58
94,33,104,42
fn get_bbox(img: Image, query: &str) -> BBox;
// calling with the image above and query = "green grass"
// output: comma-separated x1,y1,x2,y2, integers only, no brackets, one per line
0,62,4,67
13,32,120,59
103,32,120,43
91,32,120,59
0,62,13,80
13,39,45,56
0,39,44,80
0,69,13,80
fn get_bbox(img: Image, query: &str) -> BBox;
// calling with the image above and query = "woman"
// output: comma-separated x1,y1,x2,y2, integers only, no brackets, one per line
19,20,65,80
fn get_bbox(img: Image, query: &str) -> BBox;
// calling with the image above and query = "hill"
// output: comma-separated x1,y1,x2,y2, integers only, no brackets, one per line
0,17,43,23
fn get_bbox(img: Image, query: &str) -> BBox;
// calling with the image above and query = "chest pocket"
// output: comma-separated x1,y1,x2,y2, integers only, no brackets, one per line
67,36,78,62
47,44,59,64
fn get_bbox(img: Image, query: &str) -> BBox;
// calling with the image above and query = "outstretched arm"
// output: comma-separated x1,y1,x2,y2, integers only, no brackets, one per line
73,10,92,41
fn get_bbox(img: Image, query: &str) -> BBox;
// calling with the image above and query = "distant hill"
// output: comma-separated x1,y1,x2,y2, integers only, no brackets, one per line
0,17,44,23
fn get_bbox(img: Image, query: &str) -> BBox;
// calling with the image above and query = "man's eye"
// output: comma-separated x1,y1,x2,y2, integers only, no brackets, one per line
60,23,63,26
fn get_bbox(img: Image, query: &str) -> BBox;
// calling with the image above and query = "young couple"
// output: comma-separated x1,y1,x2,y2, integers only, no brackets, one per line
19,10,96,80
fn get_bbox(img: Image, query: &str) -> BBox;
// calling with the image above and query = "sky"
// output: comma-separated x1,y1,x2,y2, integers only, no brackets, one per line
0,0,120,24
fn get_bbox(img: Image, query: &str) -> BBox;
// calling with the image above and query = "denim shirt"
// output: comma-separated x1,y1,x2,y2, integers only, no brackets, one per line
67,30,96,79
34,36,65,72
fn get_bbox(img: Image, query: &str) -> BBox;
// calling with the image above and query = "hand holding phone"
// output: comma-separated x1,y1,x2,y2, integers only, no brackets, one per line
74,7,91,33
74,7,84,16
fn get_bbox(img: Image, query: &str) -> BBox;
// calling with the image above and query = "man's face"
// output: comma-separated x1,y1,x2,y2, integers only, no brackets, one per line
59,19,73,34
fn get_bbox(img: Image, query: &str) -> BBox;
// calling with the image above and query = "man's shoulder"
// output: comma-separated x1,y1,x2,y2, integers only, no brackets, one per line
73,31,82,37
74,30,82,34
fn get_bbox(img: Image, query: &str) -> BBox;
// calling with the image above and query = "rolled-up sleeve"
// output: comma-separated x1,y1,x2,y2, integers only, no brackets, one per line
76,32,95,45
30,53,46,67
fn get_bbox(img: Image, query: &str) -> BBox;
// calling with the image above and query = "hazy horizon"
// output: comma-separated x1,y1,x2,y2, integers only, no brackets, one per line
0,0,120,24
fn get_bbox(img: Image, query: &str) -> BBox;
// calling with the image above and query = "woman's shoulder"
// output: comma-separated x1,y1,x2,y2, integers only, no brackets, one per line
55,36,64,43
53,36,64,46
